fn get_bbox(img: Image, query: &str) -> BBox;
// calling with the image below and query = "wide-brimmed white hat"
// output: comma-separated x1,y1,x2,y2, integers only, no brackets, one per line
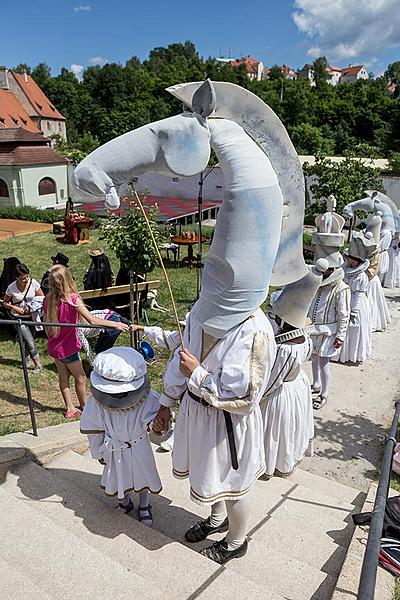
91,347,147,394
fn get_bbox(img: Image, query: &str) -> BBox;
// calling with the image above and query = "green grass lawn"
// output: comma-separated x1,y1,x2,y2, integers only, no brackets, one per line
0,228,202,433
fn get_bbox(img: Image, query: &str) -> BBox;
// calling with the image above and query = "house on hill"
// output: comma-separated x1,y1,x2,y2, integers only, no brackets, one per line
0,128,68,209
340,65,369,83
229,56,264,81
0,67,66,141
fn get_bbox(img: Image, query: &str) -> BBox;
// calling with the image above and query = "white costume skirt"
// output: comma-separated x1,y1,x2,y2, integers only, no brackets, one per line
379,250,389,278
310,333,338,358
172,393,265,506
368,275,390,332
260,371,314,477
382,247,400,289
334,296,371,364
100,435,162,499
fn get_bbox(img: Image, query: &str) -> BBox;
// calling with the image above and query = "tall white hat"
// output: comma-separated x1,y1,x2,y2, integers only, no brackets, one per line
313,200,346,267
272,258,329,329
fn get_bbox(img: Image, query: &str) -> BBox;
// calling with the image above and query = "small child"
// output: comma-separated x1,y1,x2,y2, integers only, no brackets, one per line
80,346,163,526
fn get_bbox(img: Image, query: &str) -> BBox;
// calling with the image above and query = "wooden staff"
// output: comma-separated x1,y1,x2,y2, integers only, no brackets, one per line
130,184,185,348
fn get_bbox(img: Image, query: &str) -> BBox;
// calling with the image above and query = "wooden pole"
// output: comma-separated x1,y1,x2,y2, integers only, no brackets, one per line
130,185,184,348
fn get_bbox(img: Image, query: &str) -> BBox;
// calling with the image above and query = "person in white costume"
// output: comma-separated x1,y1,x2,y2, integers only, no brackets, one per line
384,232,400,289
333,232,373,364
80,347,162,526
309,196,350,409
261,259,328,478
364,213,391,332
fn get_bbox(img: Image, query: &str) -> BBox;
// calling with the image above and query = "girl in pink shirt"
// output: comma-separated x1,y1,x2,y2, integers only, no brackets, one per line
43,265,130,419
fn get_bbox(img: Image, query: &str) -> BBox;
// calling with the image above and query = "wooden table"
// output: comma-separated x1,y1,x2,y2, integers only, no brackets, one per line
172,236,207,269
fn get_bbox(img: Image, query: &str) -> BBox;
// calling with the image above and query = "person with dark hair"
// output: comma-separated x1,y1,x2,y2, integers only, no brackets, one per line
0,257,21,298
3,263,43,373
40,252,70,296
83,249,114,310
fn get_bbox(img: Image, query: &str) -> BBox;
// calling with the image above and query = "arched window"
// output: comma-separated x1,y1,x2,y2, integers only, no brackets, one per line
38,177,56,196
0,179,9,197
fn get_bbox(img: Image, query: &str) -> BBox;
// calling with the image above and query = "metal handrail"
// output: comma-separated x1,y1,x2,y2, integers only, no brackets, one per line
357,400,400,599
0,318,129,437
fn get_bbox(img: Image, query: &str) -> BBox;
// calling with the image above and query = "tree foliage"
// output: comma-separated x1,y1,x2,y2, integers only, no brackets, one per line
19,44,400,158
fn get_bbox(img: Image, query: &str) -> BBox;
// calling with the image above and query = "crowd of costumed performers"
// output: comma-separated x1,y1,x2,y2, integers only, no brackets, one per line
72,79,400,567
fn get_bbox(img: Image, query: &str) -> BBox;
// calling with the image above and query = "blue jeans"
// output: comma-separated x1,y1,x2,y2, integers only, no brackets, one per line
95,313,129,354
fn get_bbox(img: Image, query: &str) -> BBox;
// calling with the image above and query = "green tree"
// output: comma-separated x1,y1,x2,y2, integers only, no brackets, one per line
268,65,284,81
13,63,31,75
31,62,51,87
304,155,383,216
312,56,328,90
289,123,335,155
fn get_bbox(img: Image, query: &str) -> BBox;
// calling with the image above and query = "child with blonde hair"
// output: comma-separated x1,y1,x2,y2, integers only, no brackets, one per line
43,264,130,418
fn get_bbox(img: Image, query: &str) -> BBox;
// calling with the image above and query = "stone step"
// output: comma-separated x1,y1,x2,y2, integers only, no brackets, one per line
72,450,338,599
286,466,365,507
0,557,53,600
24,453,283,600
0,486,154,600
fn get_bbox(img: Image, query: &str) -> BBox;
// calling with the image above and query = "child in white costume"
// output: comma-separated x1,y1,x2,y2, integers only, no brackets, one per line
310,196,350,409
80,347,162,525
333,231,374,364
384,233,400,289
364,214,391,332
261,259,327,478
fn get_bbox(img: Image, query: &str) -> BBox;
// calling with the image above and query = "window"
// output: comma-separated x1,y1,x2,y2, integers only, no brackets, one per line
38,177,56,196
0,179,9,197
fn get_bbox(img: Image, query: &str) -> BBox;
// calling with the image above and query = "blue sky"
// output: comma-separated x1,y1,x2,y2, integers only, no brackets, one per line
1,0,400,77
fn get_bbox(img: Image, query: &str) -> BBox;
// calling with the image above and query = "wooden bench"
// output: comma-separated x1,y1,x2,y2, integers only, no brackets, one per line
78,280,161,311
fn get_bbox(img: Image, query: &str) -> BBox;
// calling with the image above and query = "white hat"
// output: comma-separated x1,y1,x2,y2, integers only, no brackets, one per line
91,347,147,395
272,258,329,329
313,202,346,268
346,230,377,261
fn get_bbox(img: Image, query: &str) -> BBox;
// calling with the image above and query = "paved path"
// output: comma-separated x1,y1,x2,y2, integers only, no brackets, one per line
0,219,52,240
302,288,400,491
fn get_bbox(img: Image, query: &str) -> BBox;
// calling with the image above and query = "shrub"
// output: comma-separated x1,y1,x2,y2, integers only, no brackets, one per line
0,206,102,227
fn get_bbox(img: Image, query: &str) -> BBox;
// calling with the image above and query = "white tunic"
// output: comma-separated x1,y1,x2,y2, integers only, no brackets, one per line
368,275,391,332
379,229,392,279
334,267,372,364
308,279,351,358
80,391,162,499
382,234,400,289
143,325,181,352
260,336,314,477
159,306,276,506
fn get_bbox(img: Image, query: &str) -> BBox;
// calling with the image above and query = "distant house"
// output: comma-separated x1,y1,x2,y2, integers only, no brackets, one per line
0,67,66,142
326,65,342,86
263,64,297,80
0,128,68,209
297,64,315,86
340,65,369,84
229,56,264,81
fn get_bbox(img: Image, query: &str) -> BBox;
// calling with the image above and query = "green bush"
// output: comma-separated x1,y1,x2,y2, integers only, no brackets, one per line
0,206,102,228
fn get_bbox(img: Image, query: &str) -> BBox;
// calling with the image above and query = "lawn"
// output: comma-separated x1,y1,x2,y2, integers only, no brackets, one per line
0,228,202,434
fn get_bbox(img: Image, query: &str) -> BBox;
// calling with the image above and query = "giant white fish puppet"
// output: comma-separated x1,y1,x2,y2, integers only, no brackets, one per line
343,190,400,234
74,80,308,337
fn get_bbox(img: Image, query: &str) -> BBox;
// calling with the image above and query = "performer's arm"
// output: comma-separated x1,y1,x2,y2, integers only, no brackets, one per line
80,395,105,459
336,288,351,343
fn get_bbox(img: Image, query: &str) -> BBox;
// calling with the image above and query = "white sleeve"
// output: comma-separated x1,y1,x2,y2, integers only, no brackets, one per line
188,330,271,416
140,390,163,428
336,287,351,341
263,345,299,397
80,395,105,459
143,326,181,352
158,342,187,407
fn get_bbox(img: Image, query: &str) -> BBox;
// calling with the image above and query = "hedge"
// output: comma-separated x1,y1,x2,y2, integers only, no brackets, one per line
0,206,103,227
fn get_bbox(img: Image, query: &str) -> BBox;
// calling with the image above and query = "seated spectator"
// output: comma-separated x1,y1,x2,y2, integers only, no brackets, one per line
40,252,70,296
0,257,21,299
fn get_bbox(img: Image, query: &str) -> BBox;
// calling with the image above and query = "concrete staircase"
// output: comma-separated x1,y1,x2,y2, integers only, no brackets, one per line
0,443,370,600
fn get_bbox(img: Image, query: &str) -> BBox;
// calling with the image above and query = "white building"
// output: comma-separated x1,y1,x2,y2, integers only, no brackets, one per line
340,65,369,84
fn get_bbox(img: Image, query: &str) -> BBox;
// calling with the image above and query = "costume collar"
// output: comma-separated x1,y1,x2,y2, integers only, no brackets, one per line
319,267,344,287
342,259,369,277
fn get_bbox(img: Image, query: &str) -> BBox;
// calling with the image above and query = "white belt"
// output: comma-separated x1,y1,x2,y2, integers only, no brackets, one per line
102,433,146,452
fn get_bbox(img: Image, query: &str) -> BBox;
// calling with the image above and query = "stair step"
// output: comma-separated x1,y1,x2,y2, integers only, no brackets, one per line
0,486,153,600
13,454,282,600
73,450,339,598
0,557,53,600
287,467,365,507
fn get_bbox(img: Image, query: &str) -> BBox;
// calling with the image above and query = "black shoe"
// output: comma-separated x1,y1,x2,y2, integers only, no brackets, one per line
200,537,248,564
185,516,229,543
115,499,134,514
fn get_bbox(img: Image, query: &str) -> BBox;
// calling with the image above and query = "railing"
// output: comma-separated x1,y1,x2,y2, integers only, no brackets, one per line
357,399,400,599
0,318,113,437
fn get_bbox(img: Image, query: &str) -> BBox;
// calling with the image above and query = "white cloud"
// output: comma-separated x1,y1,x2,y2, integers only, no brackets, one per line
70,64,84,79
89,56,109,66
292,0,400,61
73,5,91,11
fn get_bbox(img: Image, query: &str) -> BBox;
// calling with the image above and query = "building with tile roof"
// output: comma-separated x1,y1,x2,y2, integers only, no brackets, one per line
340,65,369,84
229,56,264,81
0,128,69,209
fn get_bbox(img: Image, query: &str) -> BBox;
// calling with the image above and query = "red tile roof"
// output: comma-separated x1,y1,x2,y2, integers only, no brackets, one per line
0,128,68,166
229,56,260,76
12,72,65,120
0,89,39,132
341,65,364,77
0,127,47,143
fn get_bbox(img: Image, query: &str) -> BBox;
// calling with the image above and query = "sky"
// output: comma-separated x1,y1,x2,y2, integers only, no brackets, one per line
1,0,400,78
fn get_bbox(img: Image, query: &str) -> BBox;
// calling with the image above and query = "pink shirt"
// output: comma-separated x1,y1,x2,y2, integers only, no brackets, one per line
43,293,82,360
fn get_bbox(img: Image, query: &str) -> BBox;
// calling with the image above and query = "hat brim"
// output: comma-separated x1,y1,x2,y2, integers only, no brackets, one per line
90,370,145,394
91,375,150,410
